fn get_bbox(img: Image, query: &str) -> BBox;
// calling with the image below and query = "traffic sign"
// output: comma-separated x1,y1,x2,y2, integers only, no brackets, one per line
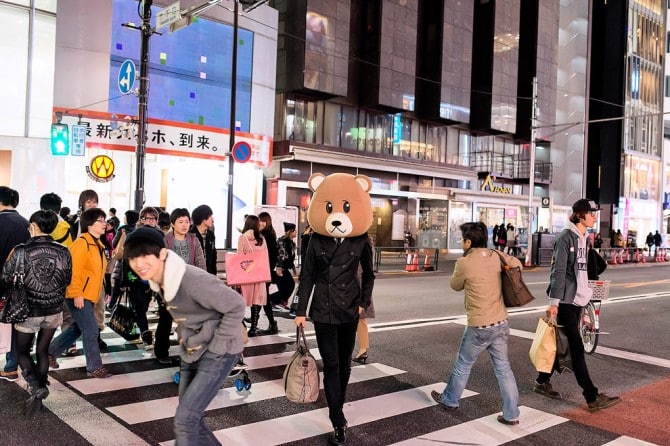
157,1,181,29
118,60,136,94
231,141,252,163
541,197,550,208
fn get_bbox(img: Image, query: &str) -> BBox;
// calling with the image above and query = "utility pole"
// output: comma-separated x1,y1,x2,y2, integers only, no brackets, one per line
524,77,538,267
224,0,239,250
134,0,153,211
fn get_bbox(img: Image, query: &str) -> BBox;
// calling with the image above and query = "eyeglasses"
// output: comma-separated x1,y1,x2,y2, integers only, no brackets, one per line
95,218,106,223
588,211,598,217
141,216,157,221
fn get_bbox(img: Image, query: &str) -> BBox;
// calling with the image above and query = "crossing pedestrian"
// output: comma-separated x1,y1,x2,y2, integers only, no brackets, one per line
533,198,621,412
190,205,217,275
238,215,269,337
0,186,30,382
48,208,112,378
432,221,521,425
1,210,72,416
123,226,245,445
258,212,280,333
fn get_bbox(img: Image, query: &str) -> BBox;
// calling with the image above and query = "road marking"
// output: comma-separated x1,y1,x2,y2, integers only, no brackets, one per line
603,437,658,446
158,383,477,446
389,406,567,445
43,378,150,446
109,362,407,425
70,348,323,395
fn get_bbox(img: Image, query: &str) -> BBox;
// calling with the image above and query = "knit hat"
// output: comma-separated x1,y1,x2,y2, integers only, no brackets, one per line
283,222,296,232
572,198,599,213
124,226,166,248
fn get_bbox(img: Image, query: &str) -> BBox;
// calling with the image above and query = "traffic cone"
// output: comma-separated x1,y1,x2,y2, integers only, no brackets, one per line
412,252,419,271
641,250,646,262
422,252,435,271
609,249,618,265
404,253,413,272
655,248,662,262
617,249,624,264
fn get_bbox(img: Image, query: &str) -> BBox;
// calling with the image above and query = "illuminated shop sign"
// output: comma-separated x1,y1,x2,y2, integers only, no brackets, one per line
480,175,512,194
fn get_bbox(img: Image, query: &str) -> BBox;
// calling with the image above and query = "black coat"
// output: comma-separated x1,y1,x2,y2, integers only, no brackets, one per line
296,233,374,324
191,227,217,275
1,236,72,317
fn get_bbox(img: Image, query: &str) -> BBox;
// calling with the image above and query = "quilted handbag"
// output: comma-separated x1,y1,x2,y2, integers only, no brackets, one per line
283,326,320,403
107,292,140,341
0,248,29,324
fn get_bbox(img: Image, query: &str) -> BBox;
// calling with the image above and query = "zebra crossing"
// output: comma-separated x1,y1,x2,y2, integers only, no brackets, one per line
25,322,657,446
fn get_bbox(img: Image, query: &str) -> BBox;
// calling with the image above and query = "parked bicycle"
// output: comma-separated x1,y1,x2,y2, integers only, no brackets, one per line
579,280,611,354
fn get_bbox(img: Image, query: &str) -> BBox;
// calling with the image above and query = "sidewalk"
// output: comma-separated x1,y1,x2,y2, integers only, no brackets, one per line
374,249,670,278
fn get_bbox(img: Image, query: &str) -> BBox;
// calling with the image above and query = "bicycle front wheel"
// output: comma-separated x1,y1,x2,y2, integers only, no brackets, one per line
580,302,599,354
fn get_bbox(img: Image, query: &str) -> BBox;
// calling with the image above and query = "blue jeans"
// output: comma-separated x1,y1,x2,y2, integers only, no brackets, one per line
4,326,18,372
49,300,103,372
439,321,520,421
174,351,240,446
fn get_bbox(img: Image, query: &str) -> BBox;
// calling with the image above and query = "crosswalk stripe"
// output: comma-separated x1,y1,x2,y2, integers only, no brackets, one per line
108,362,408,425
389,406,566,445
603,437,658,446
43,377,150,446
69,348,323,395
158,383,477,446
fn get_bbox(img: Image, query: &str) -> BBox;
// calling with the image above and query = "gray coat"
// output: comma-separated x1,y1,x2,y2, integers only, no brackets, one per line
149,251,245,363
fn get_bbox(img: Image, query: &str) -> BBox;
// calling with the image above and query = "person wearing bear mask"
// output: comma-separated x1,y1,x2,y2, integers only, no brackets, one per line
294,173,375,446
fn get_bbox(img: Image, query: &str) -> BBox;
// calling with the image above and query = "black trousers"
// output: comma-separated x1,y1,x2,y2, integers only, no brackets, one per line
313,319,358,428
537,303,598,402
154,302,173,359
269,269,295,306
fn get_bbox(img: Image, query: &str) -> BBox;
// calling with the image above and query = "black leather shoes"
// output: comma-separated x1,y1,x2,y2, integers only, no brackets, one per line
330,426,347,445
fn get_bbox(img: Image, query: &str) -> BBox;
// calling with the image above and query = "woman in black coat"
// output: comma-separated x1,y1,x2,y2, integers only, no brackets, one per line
258,212,279,335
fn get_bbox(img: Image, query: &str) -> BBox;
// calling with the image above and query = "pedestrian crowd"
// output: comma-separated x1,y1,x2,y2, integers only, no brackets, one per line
0,182,623,445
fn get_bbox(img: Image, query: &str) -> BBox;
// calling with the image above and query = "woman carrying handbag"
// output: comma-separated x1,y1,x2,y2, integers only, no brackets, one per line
237,215,269,337
1,210,72,416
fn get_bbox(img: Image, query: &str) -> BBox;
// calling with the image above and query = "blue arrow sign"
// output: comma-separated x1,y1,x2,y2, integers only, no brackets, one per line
118,60,136,94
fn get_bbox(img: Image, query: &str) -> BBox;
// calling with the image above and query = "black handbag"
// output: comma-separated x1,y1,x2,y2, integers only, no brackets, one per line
107,291,140,341
0,248,29,324
492,250,536,307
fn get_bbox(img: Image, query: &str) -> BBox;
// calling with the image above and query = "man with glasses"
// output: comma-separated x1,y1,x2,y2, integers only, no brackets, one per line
533,198,621,412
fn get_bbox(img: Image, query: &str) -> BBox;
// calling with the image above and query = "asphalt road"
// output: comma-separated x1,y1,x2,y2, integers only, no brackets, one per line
1,261,668,445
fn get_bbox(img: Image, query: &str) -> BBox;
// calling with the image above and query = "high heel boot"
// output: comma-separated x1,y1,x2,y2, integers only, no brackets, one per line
247,305,261,337
259,302,279,335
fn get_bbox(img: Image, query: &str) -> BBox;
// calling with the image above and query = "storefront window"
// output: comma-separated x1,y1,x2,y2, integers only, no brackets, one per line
341,106,357,150
323,102,341,147
418,200,448,249
448,201,473,250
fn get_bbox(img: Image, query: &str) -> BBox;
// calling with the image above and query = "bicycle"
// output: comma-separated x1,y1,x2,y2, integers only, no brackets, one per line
579,280,611,354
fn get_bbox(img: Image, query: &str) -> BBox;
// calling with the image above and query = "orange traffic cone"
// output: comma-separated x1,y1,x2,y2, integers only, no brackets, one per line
655,248,663,262
404,253,413,272
617,249,624,264
641,249,646,263
422,252,435,271
412,252,419,271
609,249,618,265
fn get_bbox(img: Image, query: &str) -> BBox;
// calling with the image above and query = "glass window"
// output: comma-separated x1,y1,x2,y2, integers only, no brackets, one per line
35,0,57,13
341,106,357,150
0,5,29,136
28,13,56,137
323,102,341,147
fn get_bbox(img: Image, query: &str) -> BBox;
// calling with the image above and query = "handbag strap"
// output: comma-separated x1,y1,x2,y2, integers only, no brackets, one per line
491,249,509,270
295,325,309,351
12,247,26,285
242,233,255,254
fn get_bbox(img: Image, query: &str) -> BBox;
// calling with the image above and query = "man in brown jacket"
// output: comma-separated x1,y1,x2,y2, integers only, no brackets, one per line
432,221,521,425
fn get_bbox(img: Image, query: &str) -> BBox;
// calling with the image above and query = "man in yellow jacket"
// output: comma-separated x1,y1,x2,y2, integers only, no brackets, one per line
48,208,112,378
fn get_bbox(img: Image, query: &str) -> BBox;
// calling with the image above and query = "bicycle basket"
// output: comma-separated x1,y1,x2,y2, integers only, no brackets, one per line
588,280,611,301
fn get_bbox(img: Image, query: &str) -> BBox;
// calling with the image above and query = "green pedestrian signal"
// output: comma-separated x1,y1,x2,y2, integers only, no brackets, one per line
51,123,69,156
